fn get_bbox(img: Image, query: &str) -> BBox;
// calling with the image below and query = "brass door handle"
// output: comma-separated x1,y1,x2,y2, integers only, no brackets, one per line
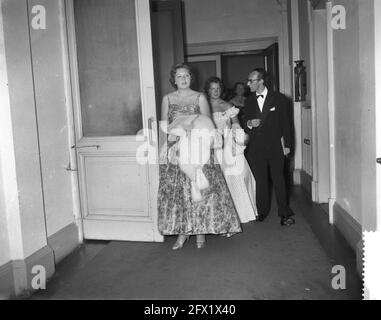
377,158,381,164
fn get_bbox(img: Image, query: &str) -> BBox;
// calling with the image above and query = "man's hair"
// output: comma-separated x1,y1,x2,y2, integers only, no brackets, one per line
251,68,267,82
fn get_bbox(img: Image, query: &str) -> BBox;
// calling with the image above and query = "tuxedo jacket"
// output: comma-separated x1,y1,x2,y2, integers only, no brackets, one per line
242,90,291,158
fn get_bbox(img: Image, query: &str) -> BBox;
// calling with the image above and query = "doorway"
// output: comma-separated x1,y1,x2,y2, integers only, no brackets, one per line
66,0,162,242
186,43,280,97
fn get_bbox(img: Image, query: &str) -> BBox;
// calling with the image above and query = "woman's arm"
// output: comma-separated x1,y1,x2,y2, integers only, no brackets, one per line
223,101,241,128
198,93,212,119
231,116,241,127
161,95,169,121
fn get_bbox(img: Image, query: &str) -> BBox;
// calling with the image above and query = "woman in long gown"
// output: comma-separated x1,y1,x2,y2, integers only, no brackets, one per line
157,64,242,250
205,77,258,224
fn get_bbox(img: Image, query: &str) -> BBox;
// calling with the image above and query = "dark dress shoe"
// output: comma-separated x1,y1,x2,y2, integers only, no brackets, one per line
280,216,295,227
256,214,265,222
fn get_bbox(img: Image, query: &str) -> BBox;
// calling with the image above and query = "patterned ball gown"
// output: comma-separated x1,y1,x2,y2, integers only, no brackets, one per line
212,106,258,223
157,94,242,235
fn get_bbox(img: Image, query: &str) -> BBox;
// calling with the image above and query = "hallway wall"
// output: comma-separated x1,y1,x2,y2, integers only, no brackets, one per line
182,0,281,44
293,0,378,234
332,0,376,227
28,0,77,238
182,0,292,97
1,0,77,254
0,164,10,266
0,9,11,267
0,0,78,295
1,0,48,259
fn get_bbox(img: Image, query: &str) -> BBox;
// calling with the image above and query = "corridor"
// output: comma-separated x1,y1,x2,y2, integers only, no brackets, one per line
27,187,362,300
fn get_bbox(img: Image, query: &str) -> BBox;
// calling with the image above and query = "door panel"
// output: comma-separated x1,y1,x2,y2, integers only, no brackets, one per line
67,0,162,242
73,0,143,137
82,156,150,218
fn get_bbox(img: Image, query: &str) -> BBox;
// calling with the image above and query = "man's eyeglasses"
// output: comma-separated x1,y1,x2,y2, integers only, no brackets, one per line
247,78,260,84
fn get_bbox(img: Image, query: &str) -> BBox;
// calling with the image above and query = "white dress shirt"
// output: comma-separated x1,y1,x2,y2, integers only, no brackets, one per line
247,87,268,129
256,87,268,112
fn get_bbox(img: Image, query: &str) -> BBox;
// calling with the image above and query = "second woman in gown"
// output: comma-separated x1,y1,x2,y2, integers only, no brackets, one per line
205,77,258,224
157,64,242,250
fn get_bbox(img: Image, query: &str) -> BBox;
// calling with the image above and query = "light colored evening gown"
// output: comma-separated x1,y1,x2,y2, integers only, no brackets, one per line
212,106,258,223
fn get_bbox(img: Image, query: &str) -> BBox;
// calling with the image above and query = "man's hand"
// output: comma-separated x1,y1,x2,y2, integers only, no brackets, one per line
247,119,261,129
283,147,290,157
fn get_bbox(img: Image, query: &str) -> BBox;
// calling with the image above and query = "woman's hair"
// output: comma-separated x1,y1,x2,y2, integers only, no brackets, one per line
233,82,245,93
203,76,224,97
169,63,194,89
232,81,248,98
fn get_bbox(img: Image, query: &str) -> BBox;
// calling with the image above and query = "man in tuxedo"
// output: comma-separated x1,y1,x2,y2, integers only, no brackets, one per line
243,68,295,226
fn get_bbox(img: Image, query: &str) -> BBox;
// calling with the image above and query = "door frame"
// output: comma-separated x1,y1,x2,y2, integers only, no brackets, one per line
309,5,330,205
63,0,162,242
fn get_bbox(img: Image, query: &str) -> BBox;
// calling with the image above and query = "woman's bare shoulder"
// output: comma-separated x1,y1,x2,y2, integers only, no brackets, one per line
222,100,234,110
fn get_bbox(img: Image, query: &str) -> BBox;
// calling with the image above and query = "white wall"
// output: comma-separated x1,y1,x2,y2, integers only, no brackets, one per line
182,0,291,95
2,0,48,258
0,160,10,266
0,4,11,266
358,0,377,230
332,0,362,224
28,0,75,237
0,0,77,266
183,0,281,44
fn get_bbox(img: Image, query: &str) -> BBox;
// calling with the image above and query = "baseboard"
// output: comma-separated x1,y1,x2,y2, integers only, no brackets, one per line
300,170,312,196
332,202,362,252
356,240,363,279
332,202,363,276
293,169,302,185
0,262,14,299
0,223,80,299
48,223,80,264
311,180,319,202
12,245,55,297
0,245,56,298
0,247,55,298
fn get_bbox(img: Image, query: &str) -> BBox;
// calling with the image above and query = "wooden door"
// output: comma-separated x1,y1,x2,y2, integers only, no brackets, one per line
264,43,280,92
151,0,185,118
66,0,162,242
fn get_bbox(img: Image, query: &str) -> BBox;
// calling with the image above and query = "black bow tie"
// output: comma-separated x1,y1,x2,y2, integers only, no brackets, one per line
256,94,264,99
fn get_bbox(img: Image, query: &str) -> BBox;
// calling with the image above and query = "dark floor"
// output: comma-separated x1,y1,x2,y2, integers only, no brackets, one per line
28,186,362,300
